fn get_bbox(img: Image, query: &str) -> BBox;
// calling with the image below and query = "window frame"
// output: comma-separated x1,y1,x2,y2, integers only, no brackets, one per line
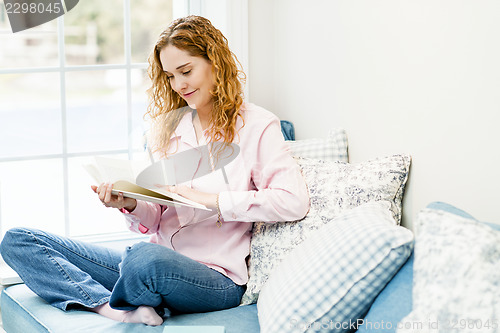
0,0,248,241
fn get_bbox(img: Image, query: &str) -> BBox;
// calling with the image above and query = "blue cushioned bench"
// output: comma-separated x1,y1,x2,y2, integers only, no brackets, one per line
4,202,497,332
1,284,259,333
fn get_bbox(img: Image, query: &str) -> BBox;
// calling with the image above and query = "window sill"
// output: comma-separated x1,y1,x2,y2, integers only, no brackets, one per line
0,233,149,287
0,262,22,287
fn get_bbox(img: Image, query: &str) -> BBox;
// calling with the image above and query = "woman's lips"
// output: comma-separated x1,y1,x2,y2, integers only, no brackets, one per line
183,89,197,98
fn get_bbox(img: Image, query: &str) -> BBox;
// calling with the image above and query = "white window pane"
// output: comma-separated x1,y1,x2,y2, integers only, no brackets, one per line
67,156,129,237
0,21,58,69
64,0,124,66
201,0,228,37
130,0,174,63
66,70,128,153
131,69,149,151
0,159,65,235
0,0,203,239
0,73,62,158
0,6,9,31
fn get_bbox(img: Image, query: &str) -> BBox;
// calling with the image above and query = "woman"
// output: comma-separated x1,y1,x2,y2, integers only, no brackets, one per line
0,15,309,326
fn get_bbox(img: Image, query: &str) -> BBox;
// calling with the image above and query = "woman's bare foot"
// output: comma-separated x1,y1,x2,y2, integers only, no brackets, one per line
92,302,163,326
122,306,164,326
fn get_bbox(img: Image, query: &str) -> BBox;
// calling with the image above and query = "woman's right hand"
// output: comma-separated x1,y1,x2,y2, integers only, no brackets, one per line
91,183,137,212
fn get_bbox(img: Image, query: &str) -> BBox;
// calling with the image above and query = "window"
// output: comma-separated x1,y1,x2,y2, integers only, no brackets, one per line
0,0,247,240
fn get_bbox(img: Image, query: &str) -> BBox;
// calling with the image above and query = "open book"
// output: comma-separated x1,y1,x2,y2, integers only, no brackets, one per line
84,156,209,211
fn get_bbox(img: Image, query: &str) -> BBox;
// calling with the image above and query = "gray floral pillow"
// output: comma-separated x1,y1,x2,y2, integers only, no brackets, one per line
397,208,500,333
240,154,411,305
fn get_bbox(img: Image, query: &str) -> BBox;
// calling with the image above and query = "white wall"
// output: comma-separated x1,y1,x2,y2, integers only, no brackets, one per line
249,0,500,228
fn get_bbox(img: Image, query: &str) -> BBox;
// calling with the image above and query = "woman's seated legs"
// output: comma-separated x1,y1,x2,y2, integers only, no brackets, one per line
110,241,245,314
0,227,122,310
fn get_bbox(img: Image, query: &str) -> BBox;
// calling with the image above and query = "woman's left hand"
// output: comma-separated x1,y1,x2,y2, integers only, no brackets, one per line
159,185,218,209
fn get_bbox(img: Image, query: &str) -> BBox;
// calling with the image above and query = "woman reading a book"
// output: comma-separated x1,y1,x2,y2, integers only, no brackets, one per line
0,15,309,326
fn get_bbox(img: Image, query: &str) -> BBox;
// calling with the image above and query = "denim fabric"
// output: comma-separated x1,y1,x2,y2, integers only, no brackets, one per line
0,227,245,314
0,227,121,310
110,241,246,314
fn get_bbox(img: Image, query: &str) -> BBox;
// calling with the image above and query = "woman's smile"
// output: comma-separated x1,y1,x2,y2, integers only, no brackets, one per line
183,89,198,98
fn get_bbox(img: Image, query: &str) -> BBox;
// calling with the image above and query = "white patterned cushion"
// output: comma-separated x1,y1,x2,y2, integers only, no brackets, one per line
397,208,500,333
257,201,414,333
287,128,348,162
240,154,411,305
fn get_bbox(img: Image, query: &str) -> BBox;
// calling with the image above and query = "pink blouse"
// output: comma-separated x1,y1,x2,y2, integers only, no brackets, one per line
122,103,310,285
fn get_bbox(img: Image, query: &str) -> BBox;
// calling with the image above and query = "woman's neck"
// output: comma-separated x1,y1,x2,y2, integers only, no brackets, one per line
195,108,211,130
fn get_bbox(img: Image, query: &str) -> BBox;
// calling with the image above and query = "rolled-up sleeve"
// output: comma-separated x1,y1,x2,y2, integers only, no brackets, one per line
121,200,163,234
218,115,310,223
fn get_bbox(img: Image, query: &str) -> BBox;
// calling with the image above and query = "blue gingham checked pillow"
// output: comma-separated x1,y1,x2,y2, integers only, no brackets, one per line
257,201,414,333
287,128,348,162
240,154,411,305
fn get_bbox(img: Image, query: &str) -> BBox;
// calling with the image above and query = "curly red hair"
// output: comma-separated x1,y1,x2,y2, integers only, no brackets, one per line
146,15,246,156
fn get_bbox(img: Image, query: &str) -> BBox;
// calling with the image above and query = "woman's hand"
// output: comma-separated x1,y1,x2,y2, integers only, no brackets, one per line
91,183,137,212
160,185,217,209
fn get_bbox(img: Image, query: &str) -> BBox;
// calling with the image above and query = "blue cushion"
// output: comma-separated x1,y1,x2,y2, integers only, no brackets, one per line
1,284,259,333
427,201,500,231
355,254,413,332
425,201,476,220
280,120,295,141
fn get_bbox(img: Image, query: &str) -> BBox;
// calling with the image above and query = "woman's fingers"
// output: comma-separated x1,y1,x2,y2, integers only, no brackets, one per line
94,183,116,207
117,192,125,206
98,184,104,201
104,183,113,203
98,183,107,202
155,184,176,193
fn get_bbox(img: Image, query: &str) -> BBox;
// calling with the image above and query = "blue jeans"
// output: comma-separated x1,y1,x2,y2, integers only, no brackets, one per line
0,227,245,314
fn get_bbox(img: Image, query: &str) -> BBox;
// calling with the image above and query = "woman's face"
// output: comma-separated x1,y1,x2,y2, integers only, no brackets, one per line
160,45,215,114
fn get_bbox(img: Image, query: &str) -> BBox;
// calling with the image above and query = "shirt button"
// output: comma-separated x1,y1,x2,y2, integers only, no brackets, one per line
232,213,237,219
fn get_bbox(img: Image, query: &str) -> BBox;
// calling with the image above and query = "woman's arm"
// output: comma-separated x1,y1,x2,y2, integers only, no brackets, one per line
164,115,310,223
218,117,310,223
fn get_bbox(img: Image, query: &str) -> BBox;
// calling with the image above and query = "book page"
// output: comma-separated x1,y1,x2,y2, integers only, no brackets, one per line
93,156,149,183
113,180,173,201
136,159,177,188
82,163,104,184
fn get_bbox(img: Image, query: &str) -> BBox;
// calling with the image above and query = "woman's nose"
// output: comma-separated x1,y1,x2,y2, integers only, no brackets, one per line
174,77,188,92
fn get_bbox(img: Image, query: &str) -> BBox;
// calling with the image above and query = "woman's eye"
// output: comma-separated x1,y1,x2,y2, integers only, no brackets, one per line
183,70,191,75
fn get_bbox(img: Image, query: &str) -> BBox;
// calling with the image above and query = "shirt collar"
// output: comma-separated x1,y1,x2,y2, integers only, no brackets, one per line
170,110,198,148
